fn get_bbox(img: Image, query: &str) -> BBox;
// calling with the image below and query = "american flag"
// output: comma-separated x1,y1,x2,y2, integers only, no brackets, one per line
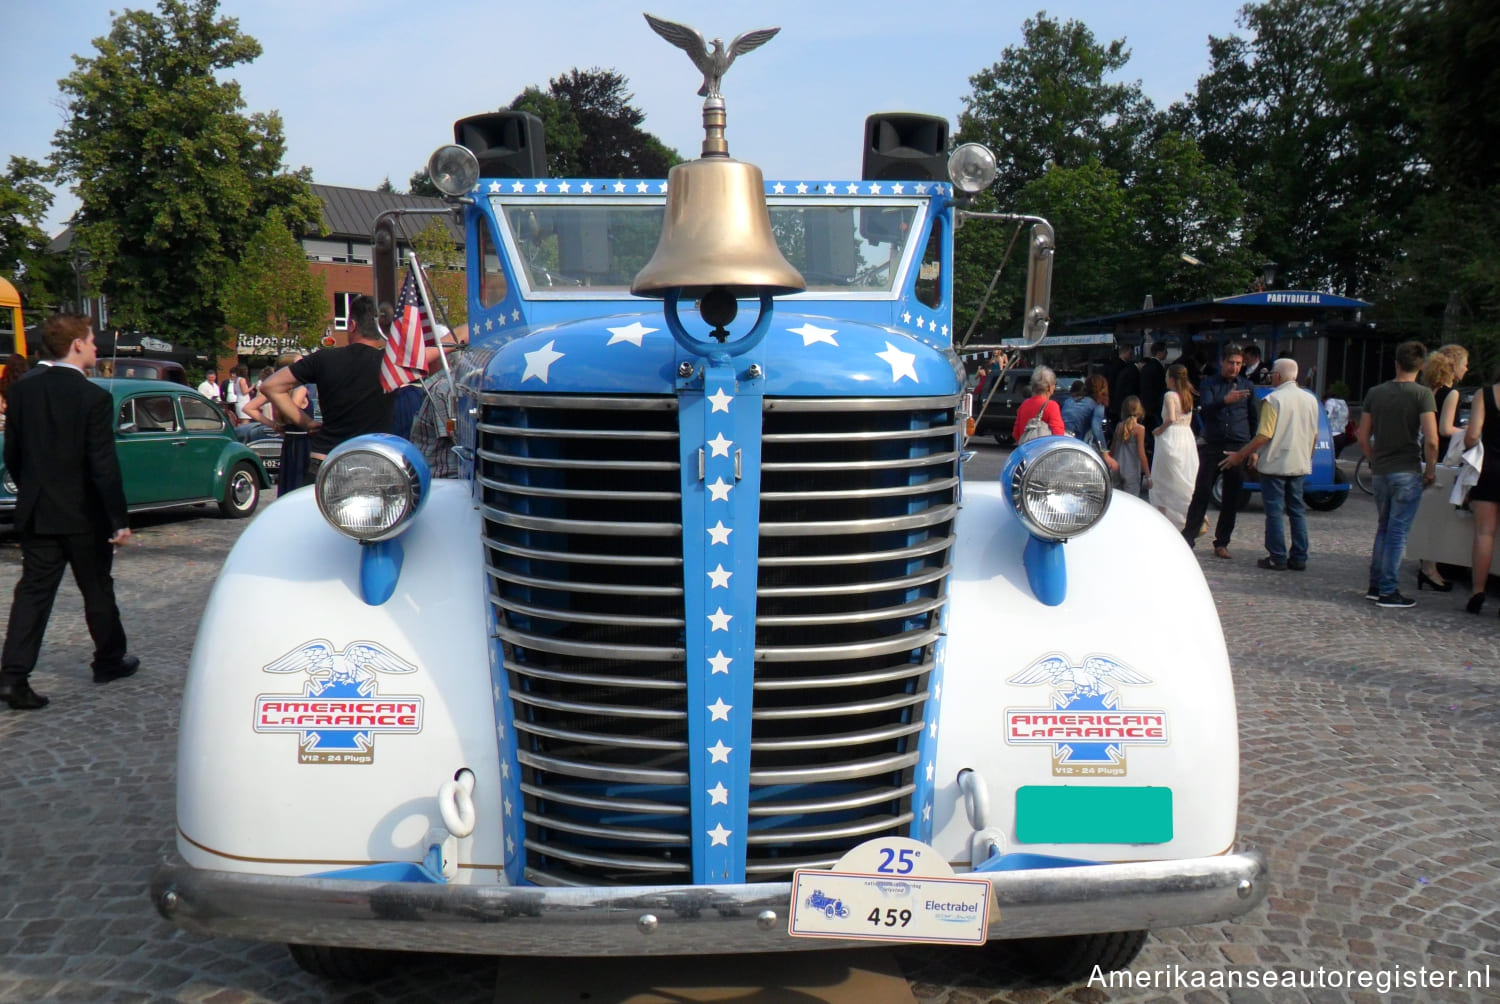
380,265,432,392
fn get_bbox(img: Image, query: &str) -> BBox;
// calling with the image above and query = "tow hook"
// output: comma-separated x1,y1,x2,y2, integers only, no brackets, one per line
433,768,476,880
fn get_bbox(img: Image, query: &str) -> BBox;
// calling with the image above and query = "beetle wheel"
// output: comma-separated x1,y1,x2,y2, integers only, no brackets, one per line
219,461,259,518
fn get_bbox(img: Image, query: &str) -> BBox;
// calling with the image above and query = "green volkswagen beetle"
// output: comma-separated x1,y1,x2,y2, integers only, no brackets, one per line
0,377,270,529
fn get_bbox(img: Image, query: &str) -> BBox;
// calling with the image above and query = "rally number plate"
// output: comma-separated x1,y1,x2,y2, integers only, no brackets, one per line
788,869,990,945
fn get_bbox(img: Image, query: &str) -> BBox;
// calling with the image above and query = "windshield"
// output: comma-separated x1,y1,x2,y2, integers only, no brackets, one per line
491,197,925,298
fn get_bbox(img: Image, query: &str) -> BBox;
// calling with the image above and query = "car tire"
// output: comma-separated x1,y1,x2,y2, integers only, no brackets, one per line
1305,468,1349,511
998,929,1148,983
286,943,399,981
219,461,260,518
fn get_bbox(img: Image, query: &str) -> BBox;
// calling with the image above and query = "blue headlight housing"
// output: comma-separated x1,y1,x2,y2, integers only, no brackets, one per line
1001,437,1112,542
315,434,432,543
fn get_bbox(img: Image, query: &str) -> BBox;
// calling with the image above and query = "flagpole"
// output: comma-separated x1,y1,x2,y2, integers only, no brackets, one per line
407,252,456,391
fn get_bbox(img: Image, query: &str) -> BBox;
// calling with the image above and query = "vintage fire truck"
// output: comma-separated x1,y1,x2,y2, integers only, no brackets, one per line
151,16,1267,984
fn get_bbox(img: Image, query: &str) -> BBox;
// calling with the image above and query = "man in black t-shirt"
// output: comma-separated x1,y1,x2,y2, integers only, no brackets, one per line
262,295,392,482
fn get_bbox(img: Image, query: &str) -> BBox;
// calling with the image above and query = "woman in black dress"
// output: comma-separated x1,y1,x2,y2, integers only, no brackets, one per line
1463,365,1500,613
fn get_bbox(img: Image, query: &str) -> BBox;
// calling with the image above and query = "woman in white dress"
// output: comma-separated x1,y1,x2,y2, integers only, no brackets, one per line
1150,363,1199,531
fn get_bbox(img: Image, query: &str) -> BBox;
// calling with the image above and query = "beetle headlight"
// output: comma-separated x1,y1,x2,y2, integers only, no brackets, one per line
1,468,15,495
1006,438,1112,540
427,144,481,197
315,434,430,542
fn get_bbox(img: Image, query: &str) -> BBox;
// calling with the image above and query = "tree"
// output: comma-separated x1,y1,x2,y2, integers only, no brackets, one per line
407,219,466,331
376,176,396,194
51,0,321,351
0,157,70,311
509,69,680,177
407,168,440,198
220,209,325,351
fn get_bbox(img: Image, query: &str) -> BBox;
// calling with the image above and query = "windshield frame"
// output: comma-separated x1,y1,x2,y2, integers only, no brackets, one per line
487,194,931,302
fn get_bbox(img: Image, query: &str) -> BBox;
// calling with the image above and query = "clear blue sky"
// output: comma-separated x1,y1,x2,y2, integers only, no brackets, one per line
4,0,1251,236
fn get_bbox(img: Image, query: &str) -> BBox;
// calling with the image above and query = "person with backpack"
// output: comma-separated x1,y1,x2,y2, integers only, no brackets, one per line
1012,366,1065,444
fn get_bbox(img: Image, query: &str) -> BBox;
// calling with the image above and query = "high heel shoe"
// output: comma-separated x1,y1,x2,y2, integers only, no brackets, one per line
1418,570,1453,592
1466,593,1485,614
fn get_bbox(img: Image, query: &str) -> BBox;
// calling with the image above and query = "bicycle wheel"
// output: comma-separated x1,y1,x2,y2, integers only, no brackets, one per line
1354,456,1373,494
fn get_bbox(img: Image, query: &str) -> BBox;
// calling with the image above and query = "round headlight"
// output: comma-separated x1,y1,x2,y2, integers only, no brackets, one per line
427,144,481,197
315,435,429,542
1007,439,1112,540
1,468,16,494
948,142,998,194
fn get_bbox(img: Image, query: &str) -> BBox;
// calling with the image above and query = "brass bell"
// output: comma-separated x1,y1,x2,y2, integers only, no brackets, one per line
631,156,805,299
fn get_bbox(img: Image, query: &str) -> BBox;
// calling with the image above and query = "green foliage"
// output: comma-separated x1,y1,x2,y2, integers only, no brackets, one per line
408,219,466,330
0,157,70,312
509,69,680,177
407,168,440,198
376,176,396,194
50,0,321,352
220,209,325,349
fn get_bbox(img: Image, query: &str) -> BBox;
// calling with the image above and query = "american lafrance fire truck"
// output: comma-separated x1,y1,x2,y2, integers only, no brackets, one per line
150,15,1267,983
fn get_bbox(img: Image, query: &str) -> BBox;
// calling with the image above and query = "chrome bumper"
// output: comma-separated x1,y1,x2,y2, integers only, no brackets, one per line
150,851,1267,955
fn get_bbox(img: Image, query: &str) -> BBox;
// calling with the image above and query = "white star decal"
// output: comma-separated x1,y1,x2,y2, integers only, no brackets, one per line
706,432,732,457
845,183,860,194
496,721,505,739
506,835,515,855
501,760,511,779
934,683,942,700
877,342,919,383
636,181,650,193
557,181,571,193
511,181,525,193
915,183,929,194
497,313,507,326
503,795,512,817
708,740,732,764
522,340,565,383
707,521,732,545
580,182,593,194
707,822,732,846
925,762,934,781
772,182,785,193
902,311,912,324
707,563,732,589
484,318,494,332
511,308,521,322
891,182,905,194
658,181,668,192
614,181,626,193
929,721,938,738
488,181,502,193
708,782,729,805
825,184,838,194
708,388,733,412
494,684,502,701
708,606,732,632
923,803,932,822
789,322,839,347
709,650,732,674
605,321,656,346
535,181,548,193
708,697,732,721
941,324,949,337
795,182,809,194
868,182,882,194
707,477,732,502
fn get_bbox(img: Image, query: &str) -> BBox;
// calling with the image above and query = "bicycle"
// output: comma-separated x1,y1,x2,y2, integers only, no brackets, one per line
1353,455,1373,494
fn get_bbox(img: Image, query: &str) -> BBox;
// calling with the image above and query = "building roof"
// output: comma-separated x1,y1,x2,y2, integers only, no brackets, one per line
310,184,464,245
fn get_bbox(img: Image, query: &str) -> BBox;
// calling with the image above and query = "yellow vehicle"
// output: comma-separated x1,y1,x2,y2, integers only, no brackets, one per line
0,276,28,376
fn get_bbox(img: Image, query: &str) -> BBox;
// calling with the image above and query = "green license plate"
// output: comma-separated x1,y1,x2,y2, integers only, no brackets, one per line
1014,785,1173,844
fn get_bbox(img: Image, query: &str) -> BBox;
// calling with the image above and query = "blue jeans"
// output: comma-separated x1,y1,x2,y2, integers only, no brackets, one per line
1261,474,1308,564
1368,472,1424,595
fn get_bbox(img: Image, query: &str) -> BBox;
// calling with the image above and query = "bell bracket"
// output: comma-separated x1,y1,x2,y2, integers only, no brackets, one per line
663,289,776,361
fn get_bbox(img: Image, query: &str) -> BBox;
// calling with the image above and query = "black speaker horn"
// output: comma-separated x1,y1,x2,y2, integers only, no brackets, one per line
862,113,949,183
454,111,548,179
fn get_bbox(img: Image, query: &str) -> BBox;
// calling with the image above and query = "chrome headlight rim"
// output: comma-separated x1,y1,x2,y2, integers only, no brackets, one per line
427,144,481,197
1006,438,1113,541
314,435,429,543
1,468,15,495
948,142,998,194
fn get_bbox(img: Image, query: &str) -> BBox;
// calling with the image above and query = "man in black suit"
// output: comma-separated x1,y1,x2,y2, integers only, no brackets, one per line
1,315,138,710
1138,341,1169,458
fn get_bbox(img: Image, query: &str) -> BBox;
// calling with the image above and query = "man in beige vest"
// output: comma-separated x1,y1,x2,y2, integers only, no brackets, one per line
1221,358,1320,570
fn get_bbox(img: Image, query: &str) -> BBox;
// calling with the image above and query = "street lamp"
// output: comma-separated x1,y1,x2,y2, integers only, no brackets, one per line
1260,261,1279,290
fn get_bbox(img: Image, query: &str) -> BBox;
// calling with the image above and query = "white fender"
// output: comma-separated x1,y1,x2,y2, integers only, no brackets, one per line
174,481,505,884
933,483,1239,865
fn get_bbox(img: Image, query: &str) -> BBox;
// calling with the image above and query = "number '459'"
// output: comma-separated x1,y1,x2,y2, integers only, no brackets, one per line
867,908,912,927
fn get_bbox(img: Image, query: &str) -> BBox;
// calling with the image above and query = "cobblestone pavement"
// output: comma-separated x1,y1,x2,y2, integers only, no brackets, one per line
1,450,1496,1003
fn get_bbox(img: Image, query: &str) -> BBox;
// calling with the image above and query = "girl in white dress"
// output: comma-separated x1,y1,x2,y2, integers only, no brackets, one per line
1149,364,1199,531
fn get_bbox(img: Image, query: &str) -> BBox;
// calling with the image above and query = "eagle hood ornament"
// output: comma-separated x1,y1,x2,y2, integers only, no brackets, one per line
644,13,780,156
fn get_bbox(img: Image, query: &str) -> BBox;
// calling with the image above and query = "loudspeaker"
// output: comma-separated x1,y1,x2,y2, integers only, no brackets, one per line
454,111,548,178
861,113,949,182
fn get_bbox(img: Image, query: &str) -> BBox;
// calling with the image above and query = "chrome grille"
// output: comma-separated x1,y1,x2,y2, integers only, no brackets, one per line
479,393,689,886
750,395,960,878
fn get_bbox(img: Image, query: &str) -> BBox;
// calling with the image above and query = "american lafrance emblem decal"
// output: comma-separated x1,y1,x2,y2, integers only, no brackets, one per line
1004,654,1167,777
254,639,424,764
